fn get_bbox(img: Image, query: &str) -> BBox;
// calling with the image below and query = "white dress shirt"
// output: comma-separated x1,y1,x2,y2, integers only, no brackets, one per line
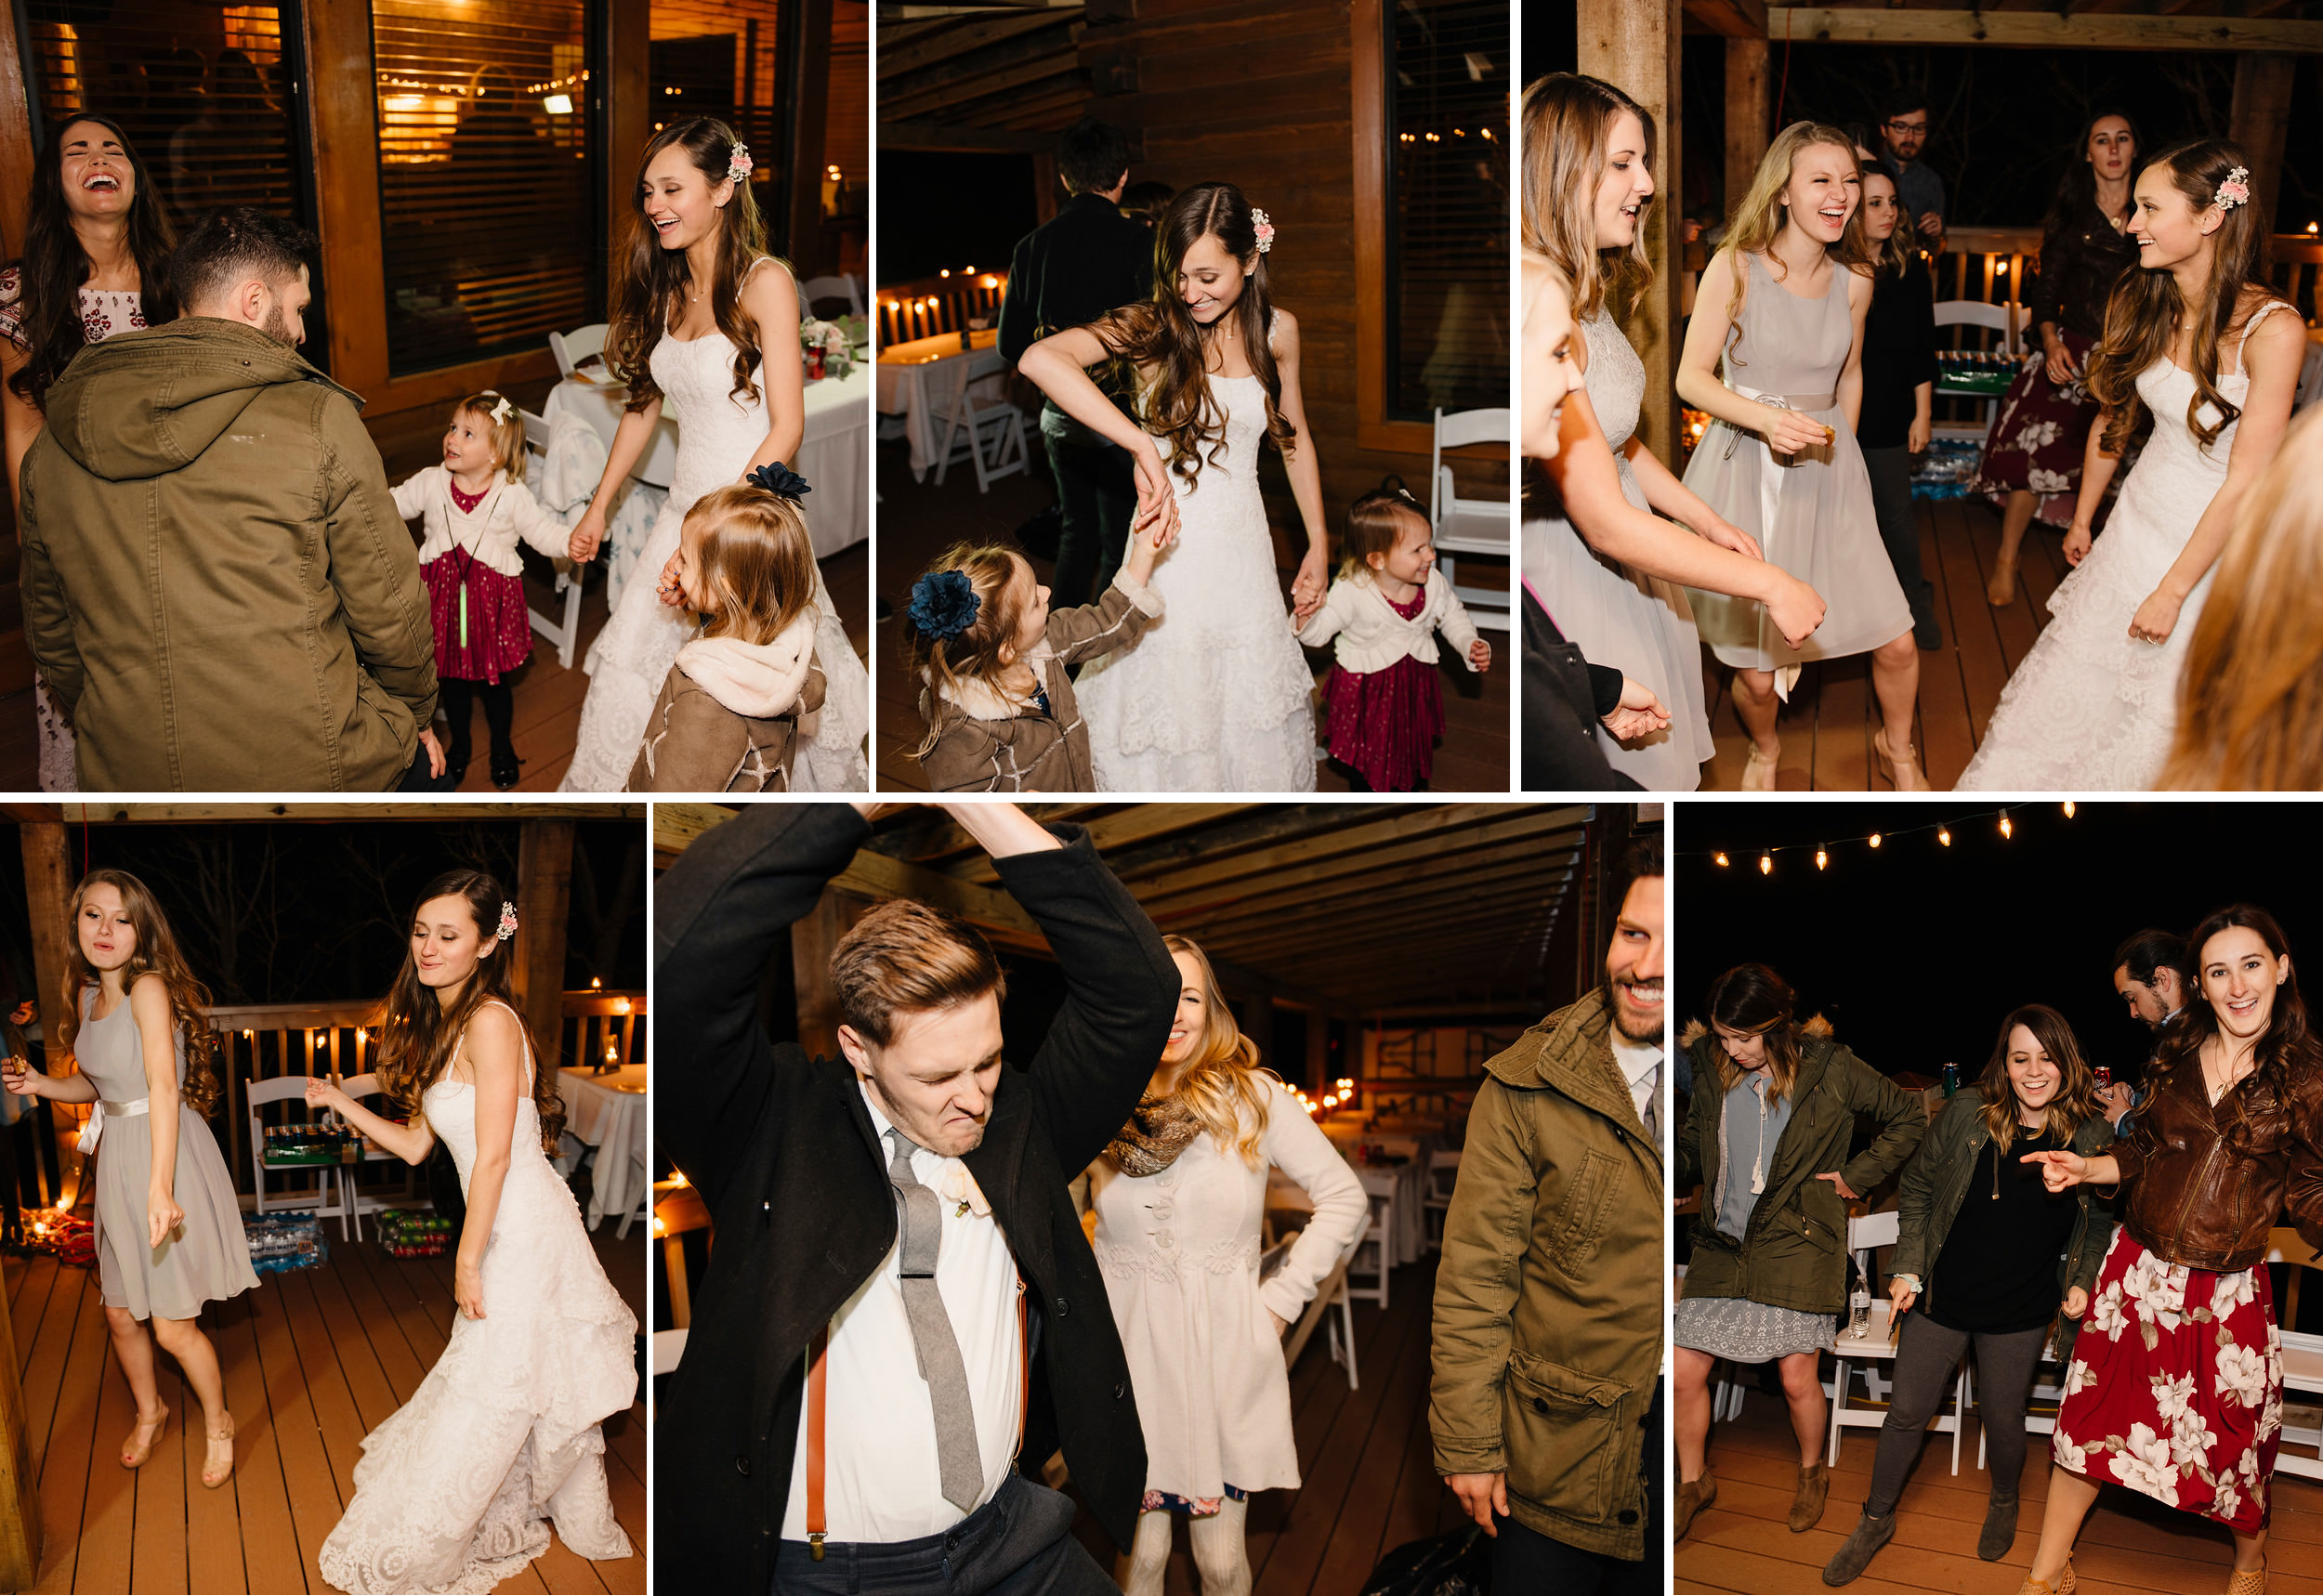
1610,1027,1662,1130
781,1081,1025,1544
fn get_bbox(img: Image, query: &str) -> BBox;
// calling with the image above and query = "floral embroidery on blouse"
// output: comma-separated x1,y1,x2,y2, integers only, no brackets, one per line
0,265,146,355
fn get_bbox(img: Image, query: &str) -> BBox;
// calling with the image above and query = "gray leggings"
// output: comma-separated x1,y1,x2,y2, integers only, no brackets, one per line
1864,1313,2048,1517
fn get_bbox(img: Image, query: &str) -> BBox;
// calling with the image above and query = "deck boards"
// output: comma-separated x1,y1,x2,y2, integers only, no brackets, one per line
1702,493,2080,791
9,1220,646,1593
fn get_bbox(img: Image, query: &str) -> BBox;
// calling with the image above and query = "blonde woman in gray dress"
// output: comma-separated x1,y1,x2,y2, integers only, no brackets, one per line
3,869,258,1490
1677,123,1925,791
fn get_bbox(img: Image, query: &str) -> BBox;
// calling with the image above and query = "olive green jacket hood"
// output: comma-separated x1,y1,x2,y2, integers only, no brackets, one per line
1430,989,1662,1562
20,318,438,791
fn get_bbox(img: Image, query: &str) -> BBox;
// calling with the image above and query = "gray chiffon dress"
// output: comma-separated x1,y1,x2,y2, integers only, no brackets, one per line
80,985,258,1322
1521,305,1716,790
1682,254,1911,671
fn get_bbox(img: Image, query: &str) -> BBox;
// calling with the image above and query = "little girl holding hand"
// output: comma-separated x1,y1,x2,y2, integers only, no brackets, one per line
392,392,573,789
903,510,1174,791
627,464,826,792
1296,482,1504,791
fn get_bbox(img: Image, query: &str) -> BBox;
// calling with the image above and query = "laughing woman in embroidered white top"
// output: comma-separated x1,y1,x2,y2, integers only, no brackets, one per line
1093,936,1369,1596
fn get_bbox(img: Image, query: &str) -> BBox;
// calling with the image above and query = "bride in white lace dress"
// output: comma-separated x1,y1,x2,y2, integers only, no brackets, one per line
562,117,868,791
1958,139,2302,791
308,870,637,1593
1018,182,1325,791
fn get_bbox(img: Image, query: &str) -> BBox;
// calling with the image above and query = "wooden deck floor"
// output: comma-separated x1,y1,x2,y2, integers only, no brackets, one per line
1058,1253,1481,1596
1700,493,2072,791
9,1223,647,1593
1676,1370,2323,1594
873,443,1508,793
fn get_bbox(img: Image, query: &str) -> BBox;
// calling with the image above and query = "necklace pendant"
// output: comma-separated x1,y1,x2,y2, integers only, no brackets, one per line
954,1199,969,1219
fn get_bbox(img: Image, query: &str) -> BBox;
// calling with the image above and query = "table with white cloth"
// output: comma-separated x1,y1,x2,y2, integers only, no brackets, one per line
1266,1123,1439,1268
876,328,1006,479
541,364,871,555
558,1063,649,1229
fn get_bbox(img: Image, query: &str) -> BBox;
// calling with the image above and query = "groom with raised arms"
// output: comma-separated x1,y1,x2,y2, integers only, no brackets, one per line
656,800,1178,1593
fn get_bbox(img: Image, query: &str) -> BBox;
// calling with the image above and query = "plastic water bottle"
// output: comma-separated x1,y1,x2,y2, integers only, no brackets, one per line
1848,1276,1872,1341
1941,1062,1960,1097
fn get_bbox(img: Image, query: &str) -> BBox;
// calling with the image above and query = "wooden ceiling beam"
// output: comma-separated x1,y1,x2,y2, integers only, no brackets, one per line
880,57,1087,123
1180,882,1574,973
1155,840,1583,940
1762,7,2323,51
1684,0,1767,38
877,9,1068,77
62,803,641,824
877,120,1061,152
1215,906,1562,977
926,804,1265,883
1097,803,1433,883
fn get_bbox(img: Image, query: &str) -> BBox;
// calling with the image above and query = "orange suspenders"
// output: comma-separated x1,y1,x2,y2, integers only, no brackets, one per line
803,1278,1031,1561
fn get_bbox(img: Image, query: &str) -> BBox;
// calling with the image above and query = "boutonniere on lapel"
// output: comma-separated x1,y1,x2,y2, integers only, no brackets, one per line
941,1164,993,1220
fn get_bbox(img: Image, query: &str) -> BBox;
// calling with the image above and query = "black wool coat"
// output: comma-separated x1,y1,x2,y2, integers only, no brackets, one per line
998,191,1155,445
653,805,1179,1590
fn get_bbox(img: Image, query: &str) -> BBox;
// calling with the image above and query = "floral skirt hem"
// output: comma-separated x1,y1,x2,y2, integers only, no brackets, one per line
2050,1226,2282,1533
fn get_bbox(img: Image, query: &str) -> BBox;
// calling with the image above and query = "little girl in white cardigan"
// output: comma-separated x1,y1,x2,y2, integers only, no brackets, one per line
1296,481,1490,791
390,392,573,788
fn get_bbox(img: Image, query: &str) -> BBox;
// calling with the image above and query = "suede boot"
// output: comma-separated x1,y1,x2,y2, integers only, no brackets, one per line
1821,1508,1895,1586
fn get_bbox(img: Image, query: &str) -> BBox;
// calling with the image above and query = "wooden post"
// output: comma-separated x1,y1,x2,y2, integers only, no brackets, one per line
18,824,70,1068
604,0,650,290
302,0,390,396
1580,0,1684,456
515,819,576,1071
0,0,35,266
790,889,870,1061
1723,38,1769,225
784,0,835,274
2229,53,2295,241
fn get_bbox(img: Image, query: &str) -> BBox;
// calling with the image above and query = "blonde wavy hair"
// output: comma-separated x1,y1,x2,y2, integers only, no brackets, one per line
1716,122,1870,373
1154,935,1273,1167
1519,72,1654,323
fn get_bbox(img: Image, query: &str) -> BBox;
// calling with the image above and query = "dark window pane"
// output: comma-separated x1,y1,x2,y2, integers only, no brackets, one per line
649,0,782,240
373,0,597,376
1385,0,1507,420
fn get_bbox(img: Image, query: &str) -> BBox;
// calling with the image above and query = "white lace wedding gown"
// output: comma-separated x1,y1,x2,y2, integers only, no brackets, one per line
1957,302,2289,791
318,1003,637,1593
560,259,870,791
1076,348,1317,791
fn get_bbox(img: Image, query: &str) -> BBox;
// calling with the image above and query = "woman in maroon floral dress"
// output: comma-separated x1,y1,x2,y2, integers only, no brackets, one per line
2017,904,2323,1596
1972,111,2141,608
0,112,177,791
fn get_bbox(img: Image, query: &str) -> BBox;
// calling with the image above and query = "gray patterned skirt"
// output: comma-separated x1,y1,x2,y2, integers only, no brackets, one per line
1674,1293,1835,1361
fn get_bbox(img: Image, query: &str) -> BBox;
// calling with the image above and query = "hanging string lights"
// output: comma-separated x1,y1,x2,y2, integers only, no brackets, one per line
1692,803,2076,876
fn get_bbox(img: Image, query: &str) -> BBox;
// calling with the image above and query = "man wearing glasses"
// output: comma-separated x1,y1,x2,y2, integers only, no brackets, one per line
1877,97,1946,252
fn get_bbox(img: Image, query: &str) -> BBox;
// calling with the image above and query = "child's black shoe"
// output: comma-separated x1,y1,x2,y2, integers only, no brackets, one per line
490,745,521,790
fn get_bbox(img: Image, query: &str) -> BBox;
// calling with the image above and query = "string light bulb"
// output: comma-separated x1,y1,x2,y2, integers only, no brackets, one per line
2063,800,2076,818
1759,853,1773,875
2000,810,2013,840
1938,826,1952,846
1869,833,1882,849
1815,847,1828,870
1714,852,1729,868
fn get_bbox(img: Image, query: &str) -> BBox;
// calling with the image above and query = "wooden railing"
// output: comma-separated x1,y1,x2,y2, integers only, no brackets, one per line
1925,229,2322,327
876,269,1009,347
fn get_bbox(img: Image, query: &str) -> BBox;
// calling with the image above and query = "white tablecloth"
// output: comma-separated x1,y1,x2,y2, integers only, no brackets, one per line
560,1063,648,1229
1269,1133,1435,1269
543,365,871,556
876,329,1006,478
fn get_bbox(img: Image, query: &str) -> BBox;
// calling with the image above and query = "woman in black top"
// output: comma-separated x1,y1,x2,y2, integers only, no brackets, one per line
1854,161,1939,649
1975,111,2142,607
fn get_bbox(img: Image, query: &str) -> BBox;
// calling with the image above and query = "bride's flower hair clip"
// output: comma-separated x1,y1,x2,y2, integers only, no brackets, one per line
728,142,754,185
496,902,518,941
908,569,980,641
2213,166,2251,212
1251,206,1275,255
748,461,812,501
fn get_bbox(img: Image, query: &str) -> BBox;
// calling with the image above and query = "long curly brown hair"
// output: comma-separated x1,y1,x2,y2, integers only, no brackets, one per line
374,870,565,1155
1973,1003,2101,1156
1085,182,1297,484
58,870,219,1118
2146,904,2321,1158
606,117,783,414
7,113,177,411
2087,137,2288,457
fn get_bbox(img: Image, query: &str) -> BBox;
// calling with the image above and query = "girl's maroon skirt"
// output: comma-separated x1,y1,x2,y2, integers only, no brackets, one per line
2052,1225,2282,1533
1323,654,1443,791
423,556,533,684
1970,328,2118,532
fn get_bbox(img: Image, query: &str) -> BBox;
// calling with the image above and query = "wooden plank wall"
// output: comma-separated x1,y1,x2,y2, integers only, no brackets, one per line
1082,0,1502,545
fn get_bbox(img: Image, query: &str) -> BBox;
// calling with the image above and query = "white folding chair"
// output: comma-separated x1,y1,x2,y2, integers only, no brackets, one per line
2267,1228,2323,1479
247,1075,354,1237
798,273,864,318
518,406,587,669
329,1071,420,1240
1826,1210,1970,1472
549,321,609,378
1674,1262,1750,1421
931,347,1028,492
1345,1177,1395,1310
1427,407,1511,633
1423,1148,1461,1249
1931,300,2023,443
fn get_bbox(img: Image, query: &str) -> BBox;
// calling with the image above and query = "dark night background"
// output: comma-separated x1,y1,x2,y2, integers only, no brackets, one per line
876,150,1042,284
1524,20,2323,233
0,819,648,1027
1676,800,2317,1092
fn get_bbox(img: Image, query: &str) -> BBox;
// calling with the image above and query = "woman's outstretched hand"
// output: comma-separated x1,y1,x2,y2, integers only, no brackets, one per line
304,1076,349,1117
2021,1148,2088,1192
1889,1274,1918,1318
1601,678,1670,742
1,1057,45,1099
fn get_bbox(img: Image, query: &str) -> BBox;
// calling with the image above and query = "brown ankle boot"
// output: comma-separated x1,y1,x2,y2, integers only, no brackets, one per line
1673,1468,1717,1541
1789,1461,1830,1532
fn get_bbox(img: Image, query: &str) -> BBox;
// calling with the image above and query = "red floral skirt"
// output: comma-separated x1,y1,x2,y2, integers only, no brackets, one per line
2052,1225,2282,1533
1322,656,1443,791
423,556,532,684
1969,329,2118,533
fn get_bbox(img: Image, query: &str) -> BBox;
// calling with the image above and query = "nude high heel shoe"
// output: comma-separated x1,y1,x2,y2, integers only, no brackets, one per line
2226,1565,2267,1594
120,1402,167,1469
1741,744,1779,791
2017,1562,2076,1594
201,1412,236,1489
1873,728,1924,791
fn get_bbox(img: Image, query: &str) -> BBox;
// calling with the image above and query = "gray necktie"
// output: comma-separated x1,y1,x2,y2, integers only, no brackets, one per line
886,1128,984,1513
1642,1061,1661,1152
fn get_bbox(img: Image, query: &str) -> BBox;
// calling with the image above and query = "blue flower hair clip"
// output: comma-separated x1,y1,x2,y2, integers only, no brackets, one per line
748,461,812,500
908,569,981,641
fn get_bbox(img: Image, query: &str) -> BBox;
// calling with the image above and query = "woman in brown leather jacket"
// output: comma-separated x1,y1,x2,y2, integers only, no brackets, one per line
2019,904,2323,1596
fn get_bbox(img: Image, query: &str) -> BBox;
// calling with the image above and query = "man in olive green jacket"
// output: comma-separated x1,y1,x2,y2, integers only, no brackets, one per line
1431,836,1663,1595
20,207,440,791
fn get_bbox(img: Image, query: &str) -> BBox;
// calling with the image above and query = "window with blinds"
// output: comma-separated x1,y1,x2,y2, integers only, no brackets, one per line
650,0,782,234
372,0,598,376
21,3,324,360
1383,0,1507,419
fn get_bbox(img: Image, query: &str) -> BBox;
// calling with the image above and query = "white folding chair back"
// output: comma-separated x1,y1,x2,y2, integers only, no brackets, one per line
549,322,609,378
328,1071,420,1238
2267,1229,2323,1479
1426,407,1511,632
1826,1210,1966,1472
517,405,586,670
1345,1180,1395,1310
1931,300,2022,442
247,1074,353,1237
931,347,1028,492
1424,1147,1461,1248
652,1327,689,1377
798,274,864,319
